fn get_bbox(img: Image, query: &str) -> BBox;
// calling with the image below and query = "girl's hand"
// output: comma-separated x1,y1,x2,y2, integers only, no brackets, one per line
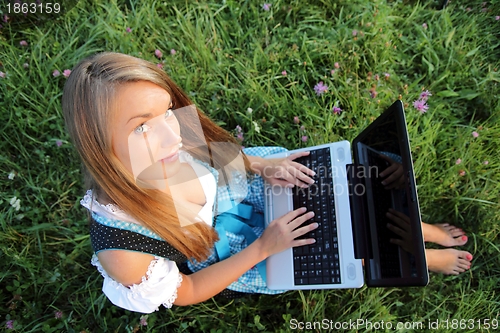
253,152,316,188
386,208,414,254
258,207,318,258
378,154,405,190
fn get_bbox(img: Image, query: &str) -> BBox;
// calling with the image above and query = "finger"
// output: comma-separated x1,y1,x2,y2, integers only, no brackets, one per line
385,211,404,225
292,221,319,239
288,151,311,161
287,163,315,184
379,163,398,178
279,165,312,187
277,207,308,223
290,161,316,177
382,169,403,186
292,237,317,247
386,213,410,232
388,208,411,223
282,168,310,188
288,211,315,229
387,223,406,237
390,238,405,247
389,165,404,180
384,176,405,190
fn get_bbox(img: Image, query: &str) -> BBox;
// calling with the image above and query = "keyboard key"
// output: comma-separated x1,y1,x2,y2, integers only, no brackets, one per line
295,278,308,285
310,277,323,284
291,147,342,286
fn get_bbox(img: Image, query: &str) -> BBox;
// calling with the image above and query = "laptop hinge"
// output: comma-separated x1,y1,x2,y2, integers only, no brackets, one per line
346,164,372,260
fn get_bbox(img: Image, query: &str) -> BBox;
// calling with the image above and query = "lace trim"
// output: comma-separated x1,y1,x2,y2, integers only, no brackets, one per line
162,273,183,309
90,254,182,309
81,189,122,213
91,254,108,277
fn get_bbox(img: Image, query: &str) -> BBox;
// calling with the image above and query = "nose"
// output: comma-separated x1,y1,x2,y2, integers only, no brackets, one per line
157,119,181,149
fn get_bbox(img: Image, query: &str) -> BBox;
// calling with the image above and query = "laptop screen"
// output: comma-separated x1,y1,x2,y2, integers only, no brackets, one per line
351,100,428,287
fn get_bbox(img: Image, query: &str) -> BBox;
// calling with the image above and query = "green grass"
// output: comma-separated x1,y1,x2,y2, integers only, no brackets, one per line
1,0,499,332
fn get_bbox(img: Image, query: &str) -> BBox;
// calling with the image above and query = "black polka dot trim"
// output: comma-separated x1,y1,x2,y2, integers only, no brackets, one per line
89,219,187,264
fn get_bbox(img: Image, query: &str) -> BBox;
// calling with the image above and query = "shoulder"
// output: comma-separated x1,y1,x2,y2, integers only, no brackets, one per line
97,250,155,286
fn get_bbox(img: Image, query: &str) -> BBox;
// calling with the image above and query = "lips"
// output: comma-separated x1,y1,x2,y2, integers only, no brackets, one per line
160,150,179,163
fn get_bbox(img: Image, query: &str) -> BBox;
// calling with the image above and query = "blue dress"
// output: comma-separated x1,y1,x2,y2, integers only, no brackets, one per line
186,146,288,294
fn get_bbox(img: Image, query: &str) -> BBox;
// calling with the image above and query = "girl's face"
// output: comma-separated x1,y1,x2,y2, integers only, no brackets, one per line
111,81,182,185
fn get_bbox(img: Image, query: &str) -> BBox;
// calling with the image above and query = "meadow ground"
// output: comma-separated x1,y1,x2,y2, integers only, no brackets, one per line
1,0,499,332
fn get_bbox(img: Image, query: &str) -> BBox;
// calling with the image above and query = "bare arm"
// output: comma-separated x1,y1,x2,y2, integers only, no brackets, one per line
97,207,317,306
175,237,267,305
245,154,266,174
177,207,316,305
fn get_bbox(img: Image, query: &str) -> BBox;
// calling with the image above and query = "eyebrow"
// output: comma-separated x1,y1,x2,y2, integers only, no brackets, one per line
126,98,173,124
127,113,153,124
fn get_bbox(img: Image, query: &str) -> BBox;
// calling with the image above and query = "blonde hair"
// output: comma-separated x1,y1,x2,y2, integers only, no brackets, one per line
62,52,249,261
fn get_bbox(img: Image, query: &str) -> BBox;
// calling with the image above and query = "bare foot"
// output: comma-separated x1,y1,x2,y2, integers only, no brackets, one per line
426,248,472,275
421,222,468,247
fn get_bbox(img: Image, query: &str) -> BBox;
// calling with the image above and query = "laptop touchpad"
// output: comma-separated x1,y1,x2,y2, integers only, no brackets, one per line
272,187,293,219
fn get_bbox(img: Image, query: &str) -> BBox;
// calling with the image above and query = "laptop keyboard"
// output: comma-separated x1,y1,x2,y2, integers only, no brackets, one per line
291,147,342,285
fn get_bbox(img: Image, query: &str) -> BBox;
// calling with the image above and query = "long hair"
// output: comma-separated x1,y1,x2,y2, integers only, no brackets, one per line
62,52,250,261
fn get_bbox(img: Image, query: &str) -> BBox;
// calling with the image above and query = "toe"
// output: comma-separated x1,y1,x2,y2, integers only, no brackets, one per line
450,229,465,237
458,262,470,270
454,235,468,246
458,251,473,261
458,258,469,265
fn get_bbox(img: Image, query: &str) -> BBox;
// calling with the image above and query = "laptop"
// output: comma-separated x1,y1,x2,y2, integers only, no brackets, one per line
264,100,429,289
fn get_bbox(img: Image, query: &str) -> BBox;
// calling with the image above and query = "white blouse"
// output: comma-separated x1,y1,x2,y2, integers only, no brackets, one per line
82,150,217,313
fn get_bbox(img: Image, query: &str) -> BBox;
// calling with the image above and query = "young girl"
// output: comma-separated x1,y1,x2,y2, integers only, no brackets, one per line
63,52,472,314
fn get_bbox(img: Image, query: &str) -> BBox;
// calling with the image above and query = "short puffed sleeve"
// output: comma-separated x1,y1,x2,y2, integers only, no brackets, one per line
91,254,183,313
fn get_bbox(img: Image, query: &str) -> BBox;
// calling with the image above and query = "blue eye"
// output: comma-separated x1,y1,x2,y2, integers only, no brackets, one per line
134,124,151,134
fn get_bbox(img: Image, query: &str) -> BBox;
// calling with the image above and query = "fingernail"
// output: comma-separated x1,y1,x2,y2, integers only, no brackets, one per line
301,207,307,212
313,222,319,228
309,212,315,217
381,181,386,185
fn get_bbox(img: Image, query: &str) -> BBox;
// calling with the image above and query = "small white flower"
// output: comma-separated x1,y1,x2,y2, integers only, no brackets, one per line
8,171,15,180
10,197,21,211
253,120,261,133
247,107,253,114
15,214,24,220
